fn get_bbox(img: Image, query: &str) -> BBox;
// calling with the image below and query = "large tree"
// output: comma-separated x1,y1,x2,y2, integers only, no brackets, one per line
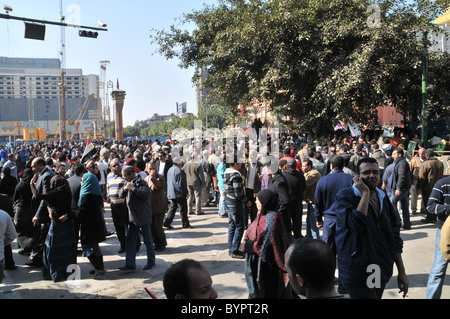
151,0,450,135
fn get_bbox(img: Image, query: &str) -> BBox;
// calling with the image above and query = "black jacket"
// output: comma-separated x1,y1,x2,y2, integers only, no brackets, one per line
282,168,306,203
394,157,412,191
268,172,290,215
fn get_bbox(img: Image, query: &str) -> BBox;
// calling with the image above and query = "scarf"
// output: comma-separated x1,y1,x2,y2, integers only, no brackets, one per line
78,172,103,207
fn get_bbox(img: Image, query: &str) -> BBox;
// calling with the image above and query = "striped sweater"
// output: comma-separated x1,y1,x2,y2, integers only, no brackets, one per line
427,176,450,228
223,168,248,203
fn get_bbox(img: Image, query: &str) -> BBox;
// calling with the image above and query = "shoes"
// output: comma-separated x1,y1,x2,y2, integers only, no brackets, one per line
143,264,155,270
5,265,17,270
196,211,205,215
182,224,194,229
118,247,125,254
25,261,42,268
402,224,412,230
119,265,136,271
18,249,31,256
421,218,436,224
155,246,166,252
337,285,348,294
229,251,245,259
164,224,174,229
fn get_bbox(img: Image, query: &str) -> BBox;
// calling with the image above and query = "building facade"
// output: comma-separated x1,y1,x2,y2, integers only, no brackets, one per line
0,56,99,141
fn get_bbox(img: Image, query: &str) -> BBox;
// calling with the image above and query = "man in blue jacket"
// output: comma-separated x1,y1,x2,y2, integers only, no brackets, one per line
335,157,409,299
314,156,353,255
389,148,413,230
164,160,192,229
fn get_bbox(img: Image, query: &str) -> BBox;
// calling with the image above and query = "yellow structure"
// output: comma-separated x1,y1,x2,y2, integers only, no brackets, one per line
435,8,450,25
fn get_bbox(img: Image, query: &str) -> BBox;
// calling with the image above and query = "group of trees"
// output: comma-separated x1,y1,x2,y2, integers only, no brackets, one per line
151,0,450,136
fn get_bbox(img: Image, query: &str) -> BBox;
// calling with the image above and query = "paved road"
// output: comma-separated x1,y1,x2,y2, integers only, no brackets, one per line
1,200,449,299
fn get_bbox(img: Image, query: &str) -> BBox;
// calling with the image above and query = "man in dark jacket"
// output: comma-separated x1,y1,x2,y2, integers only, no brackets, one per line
282,159,306,239
389,148,413,229
164,160,192,229
268,162,291,235
314,156,353,255
335,157,409,299
119,165,155,271
28,157,55,267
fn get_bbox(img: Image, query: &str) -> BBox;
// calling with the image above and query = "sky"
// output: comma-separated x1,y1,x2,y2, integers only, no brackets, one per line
0,0,217,127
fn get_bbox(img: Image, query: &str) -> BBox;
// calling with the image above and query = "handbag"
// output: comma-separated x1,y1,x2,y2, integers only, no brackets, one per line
439,216,450,261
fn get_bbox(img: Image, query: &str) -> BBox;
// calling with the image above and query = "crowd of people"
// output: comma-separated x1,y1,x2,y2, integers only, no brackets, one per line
0,127,449,300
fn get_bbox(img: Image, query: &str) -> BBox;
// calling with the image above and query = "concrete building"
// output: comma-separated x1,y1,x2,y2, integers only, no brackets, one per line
0,56,99,140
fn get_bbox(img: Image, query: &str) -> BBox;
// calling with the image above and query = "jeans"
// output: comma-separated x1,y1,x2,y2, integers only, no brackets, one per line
225,199,245,253
218,187,228,217
389,189,411,227
82,243,102,258
426,227,448,299
125,223,155,268
0,258,4,284
306,203,321,240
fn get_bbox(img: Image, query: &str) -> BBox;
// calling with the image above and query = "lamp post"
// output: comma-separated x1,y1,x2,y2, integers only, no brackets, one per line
421,31,428,148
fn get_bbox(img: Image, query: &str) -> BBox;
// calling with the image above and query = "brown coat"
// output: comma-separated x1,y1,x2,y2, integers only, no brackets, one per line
417,157,444,192
303,168,322,204
145,173,168,215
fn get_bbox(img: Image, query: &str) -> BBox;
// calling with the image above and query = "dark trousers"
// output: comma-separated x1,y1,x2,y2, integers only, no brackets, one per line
110,203,129,249
244,188,257,228
31,223,50,265
290,201,303,239
4,244,15,268
164,198,190,227
422,190,436,221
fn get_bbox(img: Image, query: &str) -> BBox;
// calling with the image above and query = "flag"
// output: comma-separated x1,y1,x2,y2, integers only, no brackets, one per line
81,139,97,164
334,121,344,131
349,122,362,137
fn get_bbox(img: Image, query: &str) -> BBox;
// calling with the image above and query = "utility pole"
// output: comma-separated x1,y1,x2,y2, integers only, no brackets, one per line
59,0,67,141
421,31,428,148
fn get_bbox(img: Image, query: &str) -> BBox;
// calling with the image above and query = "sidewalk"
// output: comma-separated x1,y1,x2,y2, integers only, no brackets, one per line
1,202,449,299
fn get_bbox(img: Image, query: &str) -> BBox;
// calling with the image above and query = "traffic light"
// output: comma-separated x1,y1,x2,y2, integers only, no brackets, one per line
78,30,98,38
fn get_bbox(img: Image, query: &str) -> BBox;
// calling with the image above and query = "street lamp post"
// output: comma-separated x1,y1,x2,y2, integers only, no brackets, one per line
421,31,428,148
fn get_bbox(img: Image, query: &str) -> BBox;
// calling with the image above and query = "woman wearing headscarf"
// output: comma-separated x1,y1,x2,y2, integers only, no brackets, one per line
77,166,106,277
30,174,77,282
13,168,38,255
243,189,292,299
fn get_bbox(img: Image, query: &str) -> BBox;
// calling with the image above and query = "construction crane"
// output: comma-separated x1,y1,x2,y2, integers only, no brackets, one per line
69,94,95,140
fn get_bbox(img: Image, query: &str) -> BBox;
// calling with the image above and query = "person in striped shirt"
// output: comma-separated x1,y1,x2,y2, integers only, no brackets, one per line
106,158,128,253
426,175,450,299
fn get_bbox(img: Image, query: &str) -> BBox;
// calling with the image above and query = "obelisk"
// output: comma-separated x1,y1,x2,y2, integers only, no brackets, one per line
111,79,126,141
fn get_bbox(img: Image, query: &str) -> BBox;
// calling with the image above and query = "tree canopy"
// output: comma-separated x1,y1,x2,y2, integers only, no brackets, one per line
151,0,450,135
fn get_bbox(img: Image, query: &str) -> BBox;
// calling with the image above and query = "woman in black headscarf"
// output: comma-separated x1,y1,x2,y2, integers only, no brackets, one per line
13,168,38,255
243,189,292,299
30,174,77,282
